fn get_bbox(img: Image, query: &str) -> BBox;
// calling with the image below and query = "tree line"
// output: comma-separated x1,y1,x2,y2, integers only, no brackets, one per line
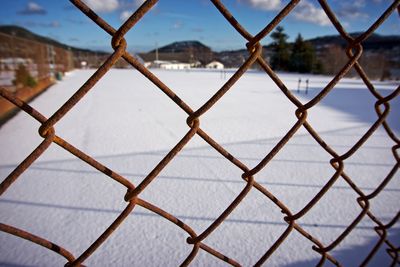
269,26,323,74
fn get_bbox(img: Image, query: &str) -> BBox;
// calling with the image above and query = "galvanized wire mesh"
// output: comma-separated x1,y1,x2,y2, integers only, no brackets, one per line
1,0,399,266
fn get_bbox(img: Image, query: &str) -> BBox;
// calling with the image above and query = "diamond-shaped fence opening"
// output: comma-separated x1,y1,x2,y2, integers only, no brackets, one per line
0,0,399,266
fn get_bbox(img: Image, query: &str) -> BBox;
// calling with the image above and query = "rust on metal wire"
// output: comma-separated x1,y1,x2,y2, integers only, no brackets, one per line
1,0,399,266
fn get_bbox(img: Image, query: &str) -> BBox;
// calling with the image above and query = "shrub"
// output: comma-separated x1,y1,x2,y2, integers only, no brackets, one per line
13,64,37,88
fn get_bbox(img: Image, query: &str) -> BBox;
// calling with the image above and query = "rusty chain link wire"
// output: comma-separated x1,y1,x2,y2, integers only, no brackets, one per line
1,0,400,266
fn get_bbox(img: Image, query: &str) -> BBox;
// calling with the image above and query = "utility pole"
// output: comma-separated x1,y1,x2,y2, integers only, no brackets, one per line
47,45,55,79
11,32,16,70
155,41,159,62
11,31,17,92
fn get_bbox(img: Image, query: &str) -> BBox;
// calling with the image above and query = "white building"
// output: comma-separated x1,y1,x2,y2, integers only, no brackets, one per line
206,61,224,69
150,60,191,70
190,61,202,68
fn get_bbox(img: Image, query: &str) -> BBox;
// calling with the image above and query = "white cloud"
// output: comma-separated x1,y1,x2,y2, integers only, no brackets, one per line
172,21,183,30
337,10,368,21
119,0,146,9
352,0,366,8
82,0,119,13
120,10,132,21
28,2,45,12
239,0,282,11
49,21,60,28
18,2,47,15
292,0,330,26
336,1,369,21
134,0,146,6
240,0,330,26
18,20,60,28
119,0,150,21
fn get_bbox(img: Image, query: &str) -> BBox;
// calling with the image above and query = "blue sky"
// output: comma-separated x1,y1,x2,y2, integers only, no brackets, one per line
1,0,398,52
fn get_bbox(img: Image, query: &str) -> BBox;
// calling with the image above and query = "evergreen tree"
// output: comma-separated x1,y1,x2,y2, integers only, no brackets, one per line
270,26,290,71
313,60,324,74
289,34,316,73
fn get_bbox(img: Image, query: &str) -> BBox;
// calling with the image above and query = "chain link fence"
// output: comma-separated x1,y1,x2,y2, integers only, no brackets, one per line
1,0,399,266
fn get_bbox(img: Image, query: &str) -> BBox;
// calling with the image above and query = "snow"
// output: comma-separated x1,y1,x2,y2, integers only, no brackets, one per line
0,69,399,266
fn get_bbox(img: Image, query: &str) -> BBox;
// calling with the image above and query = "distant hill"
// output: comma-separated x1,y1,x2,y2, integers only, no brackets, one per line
218,33,400,67
149,40,212,54
0,25,108,56
140,40,214,64
307,32,400,50
139,33,400,70
2,25,398,78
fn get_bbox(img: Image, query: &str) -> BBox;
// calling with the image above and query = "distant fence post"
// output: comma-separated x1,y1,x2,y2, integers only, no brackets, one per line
297,78,301,93
305,79,309,95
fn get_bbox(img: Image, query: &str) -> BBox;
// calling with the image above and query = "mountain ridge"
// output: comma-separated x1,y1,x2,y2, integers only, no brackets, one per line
2,24,398,60
0,25,108,55
1,25,399,78
147,32,400,54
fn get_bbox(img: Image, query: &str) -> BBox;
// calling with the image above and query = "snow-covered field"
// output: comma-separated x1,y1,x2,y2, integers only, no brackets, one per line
0,69,399,266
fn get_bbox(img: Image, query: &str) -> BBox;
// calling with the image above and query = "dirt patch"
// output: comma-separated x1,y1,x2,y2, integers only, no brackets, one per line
0,77,54,126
